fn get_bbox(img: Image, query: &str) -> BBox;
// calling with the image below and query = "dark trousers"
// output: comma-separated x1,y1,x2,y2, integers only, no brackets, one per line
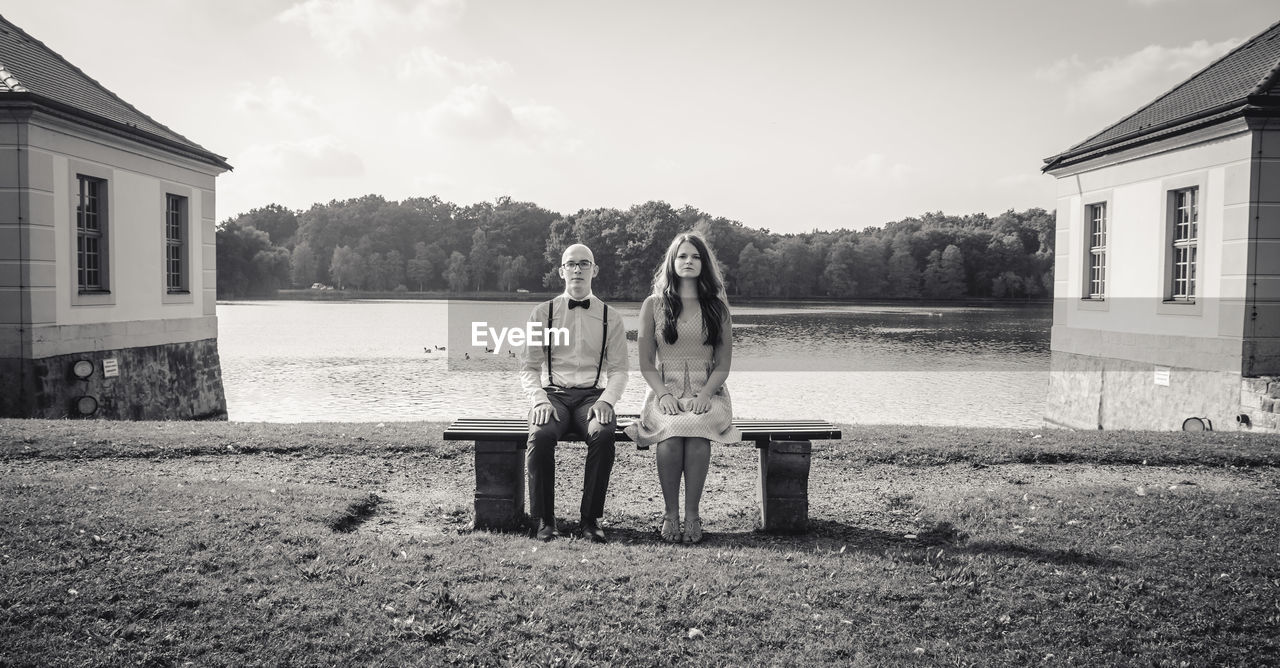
527,387,616,523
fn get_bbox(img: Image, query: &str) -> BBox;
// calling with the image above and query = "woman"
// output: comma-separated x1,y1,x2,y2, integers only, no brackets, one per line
625,232,741,543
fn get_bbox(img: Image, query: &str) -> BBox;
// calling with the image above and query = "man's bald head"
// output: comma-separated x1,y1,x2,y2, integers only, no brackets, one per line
561,244,594,265
558,243,598,299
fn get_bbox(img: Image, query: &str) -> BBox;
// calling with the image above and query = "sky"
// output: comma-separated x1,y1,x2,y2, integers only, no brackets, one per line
6,0,1279,234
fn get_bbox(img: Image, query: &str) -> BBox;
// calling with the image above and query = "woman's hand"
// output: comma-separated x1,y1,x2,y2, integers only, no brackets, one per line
688,395,712,414
657,393,681,415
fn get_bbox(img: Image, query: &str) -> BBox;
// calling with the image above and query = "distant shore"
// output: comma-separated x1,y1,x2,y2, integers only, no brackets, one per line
231,289,1054,307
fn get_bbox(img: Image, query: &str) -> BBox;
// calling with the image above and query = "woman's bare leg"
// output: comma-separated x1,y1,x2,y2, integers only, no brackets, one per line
682,437,711,521
655,437,685,518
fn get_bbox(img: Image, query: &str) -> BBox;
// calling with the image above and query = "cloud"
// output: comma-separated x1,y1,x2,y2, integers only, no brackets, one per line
834,153,915,186
236,136,366,180
421,85,519,139
232,77,320,121
1040,38,1242,113
512,103,582,152
651,158,679,172
398,47,512,81
994,172,1047,188
1033,55,1084,82
278,0,465,56
418,85,581,151
410,172,458,192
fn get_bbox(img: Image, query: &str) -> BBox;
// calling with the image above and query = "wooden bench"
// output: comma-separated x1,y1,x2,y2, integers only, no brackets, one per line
442,417,842,533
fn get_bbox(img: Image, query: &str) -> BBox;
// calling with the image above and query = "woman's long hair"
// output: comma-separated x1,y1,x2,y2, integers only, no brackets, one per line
652,232,728,347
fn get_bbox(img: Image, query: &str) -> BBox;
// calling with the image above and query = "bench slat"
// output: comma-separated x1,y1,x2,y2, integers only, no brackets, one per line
446,419,837,428
443,417,841,442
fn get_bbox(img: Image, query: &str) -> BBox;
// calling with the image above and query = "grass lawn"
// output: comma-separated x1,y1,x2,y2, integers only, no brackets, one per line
1,420,1277,666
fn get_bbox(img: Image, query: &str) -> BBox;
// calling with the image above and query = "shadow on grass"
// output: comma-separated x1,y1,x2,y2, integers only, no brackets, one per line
559,518,1126,569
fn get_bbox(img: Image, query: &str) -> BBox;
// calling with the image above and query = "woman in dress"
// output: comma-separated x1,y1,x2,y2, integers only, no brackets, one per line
625,232,741,543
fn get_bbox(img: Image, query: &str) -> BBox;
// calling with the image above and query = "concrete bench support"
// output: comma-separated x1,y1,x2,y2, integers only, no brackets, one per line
756,439,812,533
472,439,526,530
445,418,838,534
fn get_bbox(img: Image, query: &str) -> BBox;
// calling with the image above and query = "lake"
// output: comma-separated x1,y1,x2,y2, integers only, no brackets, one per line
216,299,1052,427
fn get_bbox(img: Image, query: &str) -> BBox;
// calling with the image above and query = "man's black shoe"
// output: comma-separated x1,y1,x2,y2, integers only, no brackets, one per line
536,520,558,542
581,519,607,544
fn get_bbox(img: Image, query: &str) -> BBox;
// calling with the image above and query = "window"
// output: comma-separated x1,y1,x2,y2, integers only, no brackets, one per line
1086,202,1107,299
165,194,188,292
76,175,107,292
1169,187,1198,301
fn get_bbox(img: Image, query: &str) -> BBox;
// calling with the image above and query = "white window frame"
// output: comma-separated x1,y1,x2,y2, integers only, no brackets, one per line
1156,172,1206,317
1085,201,1108,299
1077,191,1111,312
68,161,114,307
77,175,107,292
165,194,188,293
1168,187,1197,301
161,183,195,305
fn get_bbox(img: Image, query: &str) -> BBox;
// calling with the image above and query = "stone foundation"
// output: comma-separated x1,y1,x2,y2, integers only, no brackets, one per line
0,338,227,420
1045,350,1242,431
1238,376,1280,432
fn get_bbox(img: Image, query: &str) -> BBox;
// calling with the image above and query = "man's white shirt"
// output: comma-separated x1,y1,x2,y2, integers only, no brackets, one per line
519,292,629,409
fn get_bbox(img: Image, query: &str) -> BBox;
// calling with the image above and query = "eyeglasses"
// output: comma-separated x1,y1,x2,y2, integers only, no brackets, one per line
562,260,594,271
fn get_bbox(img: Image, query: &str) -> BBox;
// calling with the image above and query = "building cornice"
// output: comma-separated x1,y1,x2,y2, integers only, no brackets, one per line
1043,116,1253,179
0,92,231,172
1042,103,1280,175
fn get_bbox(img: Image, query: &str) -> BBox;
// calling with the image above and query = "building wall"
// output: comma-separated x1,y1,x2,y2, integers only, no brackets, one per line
0,109,226,419
1243,123,1280,376
1046,121,1260,430
0,115,46,358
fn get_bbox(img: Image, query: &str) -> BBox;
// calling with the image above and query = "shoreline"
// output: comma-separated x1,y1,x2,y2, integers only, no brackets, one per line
233,290,1054,308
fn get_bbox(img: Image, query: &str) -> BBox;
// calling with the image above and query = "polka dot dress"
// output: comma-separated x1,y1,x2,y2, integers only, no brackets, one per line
625,302,741,447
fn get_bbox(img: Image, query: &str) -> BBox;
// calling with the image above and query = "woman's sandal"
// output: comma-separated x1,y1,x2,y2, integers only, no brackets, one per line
661,514,680,543
682,516,703,544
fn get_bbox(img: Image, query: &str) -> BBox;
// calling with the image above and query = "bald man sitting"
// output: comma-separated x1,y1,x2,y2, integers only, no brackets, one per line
519,244,629,542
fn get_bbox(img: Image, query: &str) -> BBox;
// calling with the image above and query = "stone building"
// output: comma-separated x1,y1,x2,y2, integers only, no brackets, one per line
0,14,232,419
1042,19,1280,431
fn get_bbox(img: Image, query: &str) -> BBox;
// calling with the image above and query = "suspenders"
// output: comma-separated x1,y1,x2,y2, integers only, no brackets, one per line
544,297,608,389
545,299,553,387
596,307,608,387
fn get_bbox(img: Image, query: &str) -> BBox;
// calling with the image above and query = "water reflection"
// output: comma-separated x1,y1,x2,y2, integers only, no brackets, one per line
217,300,1050,426
733,308,1047,372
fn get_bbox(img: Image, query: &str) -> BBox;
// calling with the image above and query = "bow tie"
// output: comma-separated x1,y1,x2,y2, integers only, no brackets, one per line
568,298,591,310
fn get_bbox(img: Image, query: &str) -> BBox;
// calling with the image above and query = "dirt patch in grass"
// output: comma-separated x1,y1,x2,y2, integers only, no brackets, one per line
318,492,383,532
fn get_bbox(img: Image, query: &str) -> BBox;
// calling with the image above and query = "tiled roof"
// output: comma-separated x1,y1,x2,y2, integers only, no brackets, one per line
1045,19,1280,171
0,14,229,170
0,63,27,92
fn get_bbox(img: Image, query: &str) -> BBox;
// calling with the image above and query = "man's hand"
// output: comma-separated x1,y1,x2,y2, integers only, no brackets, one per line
531,402,557,426
688,395,712,414
591,400,615,425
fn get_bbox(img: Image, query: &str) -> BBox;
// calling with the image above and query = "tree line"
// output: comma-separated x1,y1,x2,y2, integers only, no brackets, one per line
215,195,1055,301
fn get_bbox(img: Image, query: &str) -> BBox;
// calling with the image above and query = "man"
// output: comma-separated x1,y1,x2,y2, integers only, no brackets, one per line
519,243,629,542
